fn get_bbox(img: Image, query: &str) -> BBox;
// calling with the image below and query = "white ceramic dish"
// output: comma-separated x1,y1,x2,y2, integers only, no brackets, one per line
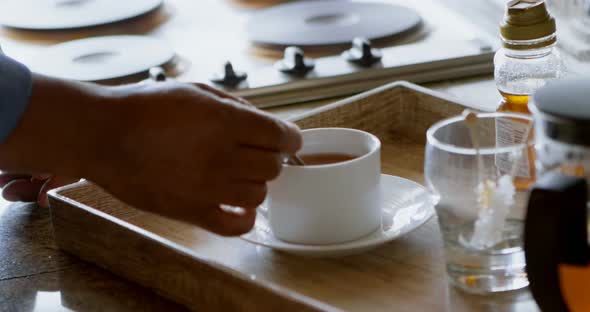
242,174,435,257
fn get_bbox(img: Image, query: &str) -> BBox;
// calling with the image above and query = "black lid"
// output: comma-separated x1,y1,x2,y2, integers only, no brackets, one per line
532,78,590,146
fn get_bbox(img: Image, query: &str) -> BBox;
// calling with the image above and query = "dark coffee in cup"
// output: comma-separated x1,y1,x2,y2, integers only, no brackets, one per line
299,153,357,166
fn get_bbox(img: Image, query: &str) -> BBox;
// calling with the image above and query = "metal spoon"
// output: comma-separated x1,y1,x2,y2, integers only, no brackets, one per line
285,154,305,166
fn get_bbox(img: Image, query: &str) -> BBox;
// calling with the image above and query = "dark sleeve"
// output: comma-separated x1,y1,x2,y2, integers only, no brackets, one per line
0,51,33,143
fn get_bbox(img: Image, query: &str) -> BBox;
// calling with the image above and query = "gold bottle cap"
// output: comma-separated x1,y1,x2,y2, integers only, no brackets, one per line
500,0,556,49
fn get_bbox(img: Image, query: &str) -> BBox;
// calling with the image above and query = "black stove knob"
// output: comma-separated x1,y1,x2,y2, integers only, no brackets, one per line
148,67,168,81
343,37,382,67
210,61,248,87
275,47,315,76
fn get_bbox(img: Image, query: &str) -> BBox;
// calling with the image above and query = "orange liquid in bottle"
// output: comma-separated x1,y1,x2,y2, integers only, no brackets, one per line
498,91,531,114
498,91,586,179
497,91,536,190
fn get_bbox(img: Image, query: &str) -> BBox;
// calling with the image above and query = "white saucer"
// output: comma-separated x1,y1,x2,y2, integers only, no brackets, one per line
241,174,434,257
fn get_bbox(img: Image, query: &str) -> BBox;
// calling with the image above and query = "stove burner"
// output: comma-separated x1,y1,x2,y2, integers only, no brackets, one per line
304,13,360,27
29,35,174,82
73,51,117,64
55,0,92,7
0,0,162,30
247,1,422,49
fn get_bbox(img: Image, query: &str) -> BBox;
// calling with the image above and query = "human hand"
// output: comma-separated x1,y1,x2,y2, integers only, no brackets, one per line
0,75,299,236
0,173,78,207
87,81,301,236
0,83,251,210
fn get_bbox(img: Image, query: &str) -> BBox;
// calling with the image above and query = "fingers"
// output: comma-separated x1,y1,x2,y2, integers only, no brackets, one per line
33,174,52,180
228,147,282,182
218,182,267,210
0,174,78,207
163,201,257,236
0,173,32,187
2,178,46,202
191,82,301,154
196,205,257,236
235,110,302,154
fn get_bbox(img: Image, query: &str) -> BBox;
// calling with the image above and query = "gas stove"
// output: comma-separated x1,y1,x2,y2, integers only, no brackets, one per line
184,0,499,107
3,0,499,108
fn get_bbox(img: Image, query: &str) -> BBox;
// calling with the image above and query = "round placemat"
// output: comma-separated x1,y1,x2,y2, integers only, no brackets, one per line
246,1,422,48
0,0,162,30
29,35,175,82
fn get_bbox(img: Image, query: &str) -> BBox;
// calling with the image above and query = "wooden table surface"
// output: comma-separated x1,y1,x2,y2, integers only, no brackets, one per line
0,0,545,311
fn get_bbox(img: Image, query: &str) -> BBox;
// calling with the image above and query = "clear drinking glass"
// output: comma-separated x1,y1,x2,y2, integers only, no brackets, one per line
425,112,534,294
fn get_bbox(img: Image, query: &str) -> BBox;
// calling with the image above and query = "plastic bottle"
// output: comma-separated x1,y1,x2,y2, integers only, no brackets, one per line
495,0,566,114
494,0,566,188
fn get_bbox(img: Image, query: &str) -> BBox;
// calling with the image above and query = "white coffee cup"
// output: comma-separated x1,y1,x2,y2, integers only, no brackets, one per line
267,128,382,245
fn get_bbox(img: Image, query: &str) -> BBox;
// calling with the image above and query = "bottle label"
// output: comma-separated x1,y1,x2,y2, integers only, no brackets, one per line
495,117,531,178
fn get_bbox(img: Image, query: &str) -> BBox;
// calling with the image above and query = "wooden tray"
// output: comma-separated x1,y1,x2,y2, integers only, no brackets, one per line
48,82,471,311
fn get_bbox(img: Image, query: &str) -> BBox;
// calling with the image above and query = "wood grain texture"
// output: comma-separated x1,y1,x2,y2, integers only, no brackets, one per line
0,202,74,280
0,262,188,312
0,203,186,311
48,82,491,311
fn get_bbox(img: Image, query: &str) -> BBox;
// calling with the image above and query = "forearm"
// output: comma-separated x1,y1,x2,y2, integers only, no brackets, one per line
0,74,123,178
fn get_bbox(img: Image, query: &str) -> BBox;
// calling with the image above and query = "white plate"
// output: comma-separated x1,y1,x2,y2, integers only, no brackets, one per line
241,174,435,257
